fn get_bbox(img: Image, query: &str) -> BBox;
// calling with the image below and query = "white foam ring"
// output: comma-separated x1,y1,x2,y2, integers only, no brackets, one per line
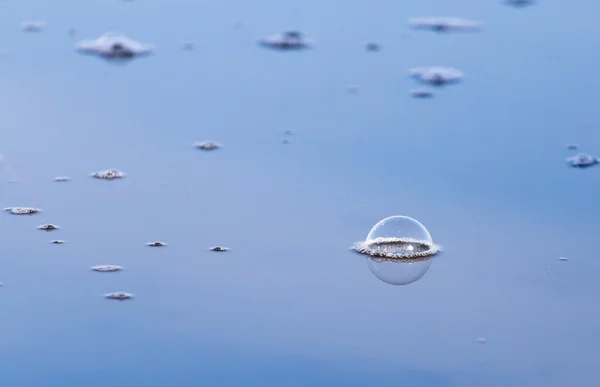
352,237,440,259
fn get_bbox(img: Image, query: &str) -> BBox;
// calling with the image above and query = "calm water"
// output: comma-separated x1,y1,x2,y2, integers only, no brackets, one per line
2,1,600,386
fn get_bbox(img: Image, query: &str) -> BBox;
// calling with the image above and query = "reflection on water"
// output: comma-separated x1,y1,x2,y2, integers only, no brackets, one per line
367,255,433,285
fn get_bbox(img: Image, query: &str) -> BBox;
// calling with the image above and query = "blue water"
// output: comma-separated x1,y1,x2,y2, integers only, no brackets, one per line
2,1,600,386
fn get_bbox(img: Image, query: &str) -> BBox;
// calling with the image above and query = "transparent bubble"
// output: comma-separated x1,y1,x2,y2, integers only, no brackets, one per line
367,215,432,243
353,215,440,285
367,257,432,285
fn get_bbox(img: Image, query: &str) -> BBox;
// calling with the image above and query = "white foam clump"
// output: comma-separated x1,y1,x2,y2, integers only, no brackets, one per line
105,291,133,300
146,241,167,247
410,89,434,98
4,207,40,215
38,224,59,231
92,265,123,272
409,17,483,32
76,32,154,59
22,21,46,32
54,176,71,182
410,67,464,86
259,31,314,50
91,169,125,180
566,153,599,168
353,237,440,259
194,141,222,151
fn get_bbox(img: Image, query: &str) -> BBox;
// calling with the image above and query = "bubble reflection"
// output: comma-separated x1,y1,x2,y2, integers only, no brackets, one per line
366,256,433,285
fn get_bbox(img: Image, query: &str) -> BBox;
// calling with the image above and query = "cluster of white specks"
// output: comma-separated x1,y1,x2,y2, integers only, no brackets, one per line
38,224,59,231
409,17,483,32
4,207,40,215
92,265,123,272
105,292,133,300
91,169,126,180
259,31,314,50
409,66,464,86
566,153,599,168
194,141,222,151
76,32,154,60
146,241,167,247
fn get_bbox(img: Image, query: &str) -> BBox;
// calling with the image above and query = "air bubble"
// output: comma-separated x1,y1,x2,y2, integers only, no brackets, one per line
353,216,441,285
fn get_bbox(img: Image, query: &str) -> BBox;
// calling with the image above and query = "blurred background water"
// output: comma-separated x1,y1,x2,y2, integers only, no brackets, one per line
1,0,600,386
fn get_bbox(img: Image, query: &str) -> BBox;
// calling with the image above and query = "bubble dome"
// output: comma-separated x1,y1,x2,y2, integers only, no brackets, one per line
356,215,439,259
353,215,441,285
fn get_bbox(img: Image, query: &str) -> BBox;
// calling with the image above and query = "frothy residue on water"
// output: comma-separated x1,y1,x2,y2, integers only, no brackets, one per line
146,241,167,247
566,153,599,168
259,31,314,50
38,224,59,231
194,141,221,151
4,207,40,215
91,169,125,179
92,265,123,272
76,33,154,60
409,66,464,86
409,17,483,32
353,237,440,259
105,292,133,300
